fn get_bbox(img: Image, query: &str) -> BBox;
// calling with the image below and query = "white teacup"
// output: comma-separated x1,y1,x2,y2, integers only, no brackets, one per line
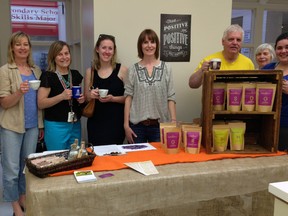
29,80,41,90
98,89,108,98
209,58,221,70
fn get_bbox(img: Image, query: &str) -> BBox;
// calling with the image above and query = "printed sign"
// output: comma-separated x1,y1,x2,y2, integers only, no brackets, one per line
11,6,58,24
160,14,191,62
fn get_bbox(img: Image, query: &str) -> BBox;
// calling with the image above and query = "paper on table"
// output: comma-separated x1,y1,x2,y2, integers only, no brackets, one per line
124,160,159,176
93,144,126,156
118,143,156,152
28,150,67,158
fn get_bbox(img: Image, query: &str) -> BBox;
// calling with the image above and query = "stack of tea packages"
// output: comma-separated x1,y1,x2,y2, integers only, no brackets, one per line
160,120,202,154
211,81,277,152
213,82,277,112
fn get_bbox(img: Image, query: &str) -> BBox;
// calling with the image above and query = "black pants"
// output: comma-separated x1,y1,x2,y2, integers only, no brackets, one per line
278,127,288,151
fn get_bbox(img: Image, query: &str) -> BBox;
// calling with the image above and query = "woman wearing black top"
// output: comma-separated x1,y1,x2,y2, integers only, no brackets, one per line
84,34,127,145
38,41,85,150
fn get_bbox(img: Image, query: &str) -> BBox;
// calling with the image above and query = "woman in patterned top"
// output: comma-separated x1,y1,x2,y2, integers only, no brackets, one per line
124,29,177,143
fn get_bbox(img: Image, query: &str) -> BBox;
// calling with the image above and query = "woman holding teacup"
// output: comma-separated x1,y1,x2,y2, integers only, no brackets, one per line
84,34,127,145
38,40,85,150
0,31,43,216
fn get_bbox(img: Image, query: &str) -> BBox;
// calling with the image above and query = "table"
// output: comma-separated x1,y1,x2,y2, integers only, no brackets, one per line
26,155,288,216
269,181,288,216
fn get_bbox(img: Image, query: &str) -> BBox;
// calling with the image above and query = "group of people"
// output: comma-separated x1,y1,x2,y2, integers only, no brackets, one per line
188,24,288,153
0,24,287,215
0,29,176,216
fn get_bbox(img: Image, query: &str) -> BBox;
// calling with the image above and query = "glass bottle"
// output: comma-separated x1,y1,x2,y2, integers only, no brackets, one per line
68,143,79,160
77,140,87,158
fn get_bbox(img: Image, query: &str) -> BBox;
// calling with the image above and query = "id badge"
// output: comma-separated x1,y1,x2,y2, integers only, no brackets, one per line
68,112,75,122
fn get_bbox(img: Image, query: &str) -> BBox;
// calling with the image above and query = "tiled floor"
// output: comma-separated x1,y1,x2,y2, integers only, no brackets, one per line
0,154,14,216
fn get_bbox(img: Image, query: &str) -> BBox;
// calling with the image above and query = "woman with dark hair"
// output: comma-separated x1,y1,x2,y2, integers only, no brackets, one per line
0,31,43,216
124,29,177,143
38,40,85,150
84,34,127,145
262,32,288,151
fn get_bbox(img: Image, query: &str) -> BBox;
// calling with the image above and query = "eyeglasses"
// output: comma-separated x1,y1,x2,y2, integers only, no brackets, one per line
98,34,115,41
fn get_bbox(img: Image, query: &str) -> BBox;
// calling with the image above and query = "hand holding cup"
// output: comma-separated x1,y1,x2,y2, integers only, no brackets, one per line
98,89,108,98
29,80,41,90
209,58,221,70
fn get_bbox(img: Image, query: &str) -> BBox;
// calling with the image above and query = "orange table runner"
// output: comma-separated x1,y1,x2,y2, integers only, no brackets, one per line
51,142,287,177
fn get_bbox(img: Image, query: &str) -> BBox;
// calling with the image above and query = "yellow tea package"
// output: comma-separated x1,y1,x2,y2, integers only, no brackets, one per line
228,122,246,150
256,83,276,112
212,125,230,152
163,126,181,154
160,122,177,148
212,82,226,111
227,83,243,112
183,126,202,154
242,83,256,111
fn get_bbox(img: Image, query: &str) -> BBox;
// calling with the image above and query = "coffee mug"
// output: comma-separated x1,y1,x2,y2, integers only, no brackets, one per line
72,86,81,98
209,58,221,70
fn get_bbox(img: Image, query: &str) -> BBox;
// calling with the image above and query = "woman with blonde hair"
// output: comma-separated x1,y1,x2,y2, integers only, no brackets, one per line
0,31,43,216
38,40,85,150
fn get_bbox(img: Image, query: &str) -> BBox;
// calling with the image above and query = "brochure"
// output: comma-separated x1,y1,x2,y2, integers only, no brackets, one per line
74,170,97,183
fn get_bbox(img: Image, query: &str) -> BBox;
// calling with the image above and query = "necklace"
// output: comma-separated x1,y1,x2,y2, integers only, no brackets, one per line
17,64,31,74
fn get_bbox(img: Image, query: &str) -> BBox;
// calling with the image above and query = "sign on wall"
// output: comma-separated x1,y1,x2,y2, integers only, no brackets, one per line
160,14,191,62
10,4,58,36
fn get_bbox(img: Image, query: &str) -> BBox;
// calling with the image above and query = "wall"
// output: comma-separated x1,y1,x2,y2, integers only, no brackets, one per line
0,0,12,66
93,0,232,122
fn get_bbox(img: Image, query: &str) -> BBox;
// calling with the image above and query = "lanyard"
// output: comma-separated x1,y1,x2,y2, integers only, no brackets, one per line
56,70,73,111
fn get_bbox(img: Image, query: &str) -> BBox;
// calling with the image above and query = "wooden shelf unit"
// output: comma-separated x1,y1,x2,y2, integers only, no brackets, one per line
201,70,283,154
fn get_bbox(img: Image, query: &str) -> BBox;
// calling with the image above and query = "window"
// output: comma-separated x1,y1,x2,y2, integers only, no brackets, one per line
232,9,253,58
232,1,288,64
262,10,288,44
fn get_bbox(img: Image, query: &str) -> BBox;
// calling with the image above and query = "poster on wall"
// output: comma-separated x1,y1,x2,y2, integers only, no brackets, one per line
160,14,191,62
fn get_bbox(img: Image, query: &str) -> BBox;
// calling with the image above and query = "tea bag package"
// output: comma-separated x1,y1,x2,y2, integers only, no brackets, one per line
212,82,226,111
228,122,246,150
180,123,199,147
212,125,230,152
242,83,256,111
160,122,177,148
256,83,276,112
183,126,202,154
227,83,243,112
163,126,181,154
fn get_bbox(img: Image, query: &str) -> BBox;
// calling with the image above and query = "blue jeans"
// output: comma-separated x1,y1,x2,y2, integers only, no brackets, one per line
44,120,81,150
1,127,38,202
129,122,160,143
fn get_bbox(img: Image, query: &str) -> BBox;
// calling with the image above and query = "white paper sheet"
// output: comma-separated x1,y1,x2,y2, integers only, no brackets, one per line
93,144,126,156
118,143,156,152
124,160,159,176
